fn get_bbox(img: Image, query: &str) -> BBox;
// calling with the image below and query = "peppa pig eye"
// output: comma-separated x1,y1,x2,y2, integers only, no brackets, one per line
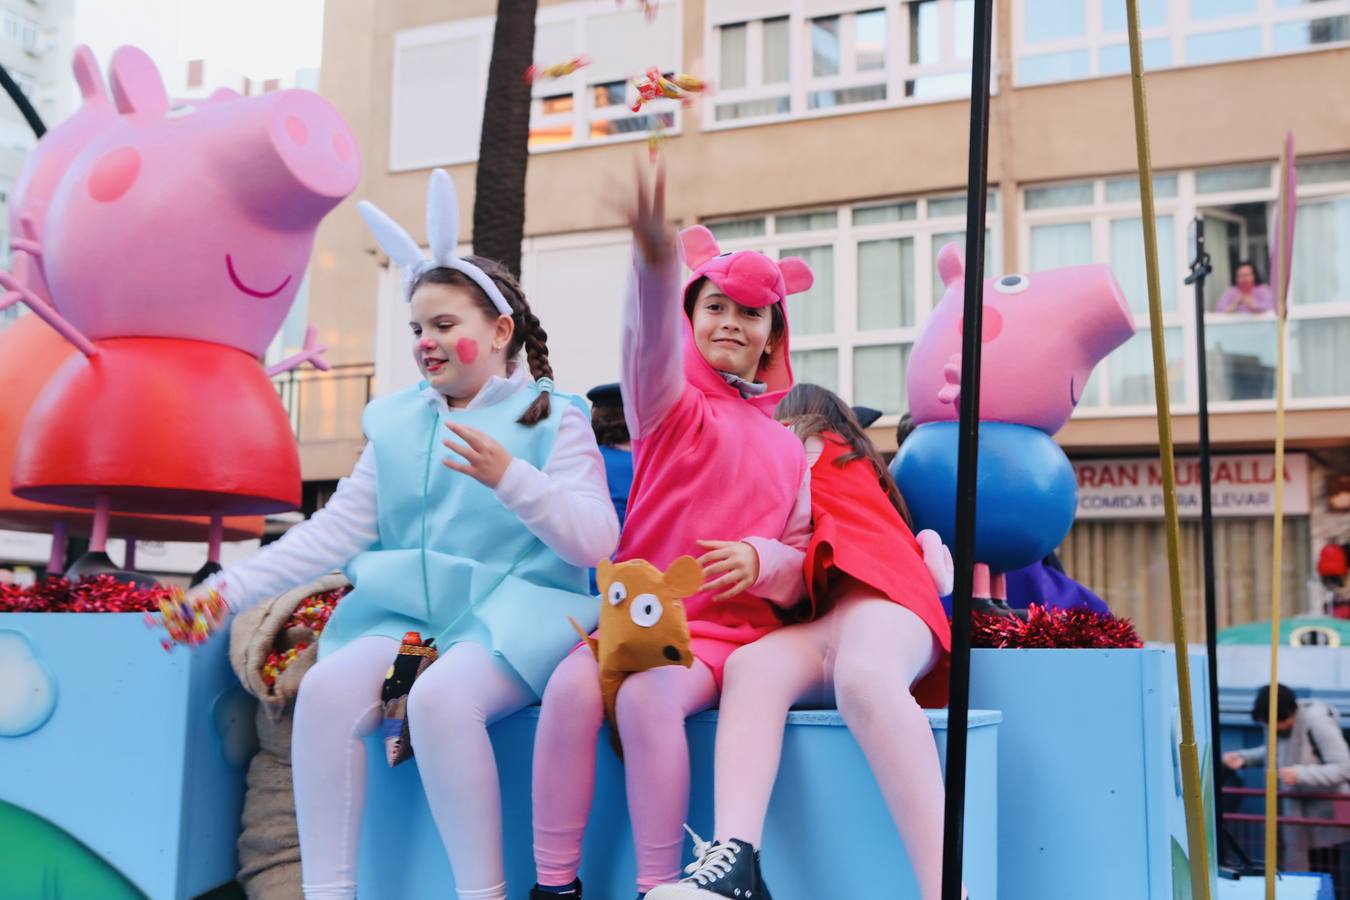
607,582,627,606
994,274,1029,295
166,104,196,119
630,594,663,627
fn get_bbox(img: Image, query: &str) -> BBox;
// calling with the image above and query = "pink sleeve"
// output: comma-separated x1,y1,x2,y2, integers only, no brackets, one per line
743,466,813,609
621,245,687,440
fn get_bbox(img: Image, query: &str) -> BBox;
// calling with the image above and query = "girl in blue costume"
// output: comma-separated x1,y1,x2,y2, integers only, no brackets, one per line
193,171,619,900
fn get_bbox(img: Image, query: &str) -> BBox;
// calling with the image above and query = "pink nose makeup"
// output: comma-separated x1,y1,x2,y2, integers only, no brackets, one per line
455,338,479,365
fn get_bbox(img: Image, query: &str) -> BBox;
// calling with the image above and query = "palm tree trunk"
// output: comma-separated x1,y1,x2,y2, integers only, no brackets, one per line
472,0,538,278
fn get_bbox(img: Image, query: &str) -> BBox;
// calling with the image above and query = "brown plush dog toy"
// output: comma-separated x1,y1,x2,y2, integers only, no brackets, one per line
570,556,702,754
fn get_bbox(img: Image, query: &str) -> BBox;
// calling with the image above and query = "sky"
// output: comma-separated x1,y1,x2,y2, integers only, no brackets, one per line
72,0,325,96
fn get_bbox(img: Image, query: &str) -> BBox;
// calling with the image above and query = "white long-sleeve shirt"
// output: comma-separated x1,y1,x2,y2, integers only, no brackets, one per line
210,367,620,611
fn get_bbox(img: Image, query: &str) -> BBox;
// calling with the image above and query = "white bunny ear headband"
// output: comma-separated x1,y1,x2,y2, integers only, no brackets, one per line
357,168,513,316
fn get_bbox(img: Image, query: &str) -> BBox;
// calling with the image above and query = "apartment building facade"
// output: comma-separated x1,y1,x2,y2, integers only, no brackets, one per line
290,0,1350,636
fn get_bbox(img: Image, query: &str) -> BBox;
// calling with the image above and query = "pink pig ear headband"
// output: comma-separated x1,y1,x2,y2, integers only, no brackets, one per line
678,225,815,309
357,169,512,316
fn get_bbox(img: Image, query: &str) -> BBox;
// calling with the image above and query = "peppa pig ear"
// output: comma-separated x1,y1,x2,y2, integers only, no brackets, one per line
72,45,108,104
778,257,814,295
679,225,721,271
426,168,461,270
109,46,169,117
936,242,965,288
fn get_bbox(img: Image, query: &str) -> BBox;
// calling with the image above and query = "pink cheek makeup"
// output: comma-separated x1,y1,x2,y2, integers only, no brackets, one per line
455,338,479,365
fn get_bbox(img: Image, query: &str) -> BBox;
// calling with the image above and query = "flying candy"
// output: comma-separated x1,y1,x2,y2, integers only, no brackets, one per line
524,54,592,85
631,68,707,112
145,586,227,650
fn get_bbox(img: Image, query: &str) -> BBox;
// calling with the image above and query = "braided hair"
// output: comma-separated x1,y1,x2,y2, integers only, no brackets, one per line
411,257,554,426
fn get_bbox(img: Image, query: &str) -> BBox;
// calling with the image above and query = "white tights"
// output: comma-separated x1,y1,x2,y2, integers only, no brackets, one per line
292,635,534,900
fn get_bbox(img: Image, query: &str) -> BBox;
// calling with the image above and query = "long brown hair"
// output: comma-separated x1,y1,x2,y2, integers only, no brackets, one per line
412,257,554,426
774,383,913,528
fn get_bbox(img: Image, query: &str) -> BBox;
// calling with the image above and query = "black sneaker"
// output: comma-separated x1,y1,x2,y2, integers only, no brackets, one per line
645,829,772,899
530,878,582,900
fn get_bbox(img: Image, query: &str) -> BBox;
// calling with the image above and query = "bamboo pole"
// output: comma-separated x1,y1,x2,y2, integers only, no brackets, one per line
1265,132,1296,900
1124,3,1212,896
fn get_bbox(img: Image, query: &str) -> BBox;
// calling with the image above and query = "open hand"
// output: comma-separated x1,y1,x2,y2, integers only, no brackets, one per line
626,159,674,265
697,539,759,601
443,421,514,487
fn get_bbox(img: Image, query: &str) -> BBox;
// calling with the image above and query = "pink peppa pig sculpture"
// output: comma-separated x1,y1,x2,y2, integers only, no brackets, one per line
1,45,361,580
891,243,1135,614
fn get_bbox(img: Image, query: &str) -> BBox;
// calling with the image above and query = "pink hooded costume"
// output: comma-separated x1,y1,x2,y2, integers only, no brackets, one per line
531,226,815,894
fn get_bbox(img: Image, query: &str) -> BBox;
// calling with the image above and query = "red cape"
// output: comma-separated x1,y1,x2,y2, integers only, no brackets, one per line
805,433,951,708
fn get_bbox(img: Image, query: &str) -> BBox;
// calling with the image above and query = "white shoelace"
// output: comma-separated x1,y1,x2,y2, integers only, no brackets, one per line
681,825,740,885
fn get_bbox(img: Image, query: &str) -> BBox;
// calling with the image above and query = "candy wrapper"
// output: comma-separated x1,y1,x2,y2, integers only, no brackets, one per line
631,67,708,112
524,54,592,85
380,631,438,767
145,585,227,651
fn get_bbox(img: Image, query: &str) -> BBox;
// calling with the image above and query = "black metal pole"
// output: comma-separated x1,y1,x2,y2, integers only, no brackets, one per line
1186,216,1222,854
0,64,44,137
940,2,994,897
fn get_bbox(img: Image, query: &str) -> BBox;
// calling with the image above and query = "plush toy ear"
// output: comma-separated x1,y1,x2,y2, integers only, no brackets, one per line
664,556,704,598
596,558,614,589
679,225,721,271
109,45,168,117
936,242,965,289
778,257,814,295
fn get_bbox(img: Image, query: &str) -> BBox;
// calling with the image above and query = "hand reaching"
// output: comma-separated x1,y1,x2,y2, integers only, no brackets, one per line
626,159,675,265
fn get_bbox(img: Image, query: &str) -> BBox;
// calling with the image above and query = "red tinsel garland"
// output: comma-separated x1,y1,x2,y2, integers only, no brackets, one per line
0,575,176,613
971,604,1142,650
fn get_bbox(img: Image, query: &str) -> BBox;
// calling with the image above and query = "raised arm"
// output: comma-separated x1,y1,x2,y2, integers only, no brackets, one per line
620,162,686,439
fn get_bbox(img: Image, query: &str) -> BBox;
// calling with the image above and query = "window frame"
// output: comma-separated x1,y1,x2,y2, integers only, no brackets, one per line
1012,0,1350,87
704,191,1003,422
704,0,993,131
1019,160,1350,418
389,1,684,171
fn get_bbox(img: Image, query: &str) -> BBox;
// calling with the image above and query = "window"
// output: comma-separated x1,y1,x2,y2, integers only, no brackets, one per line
1,11,38,52
703,190,1002,419
1021,176,1186,411
391,2,682,168
707,0,980,126
1013,0,1350,86
1021,160,1350,415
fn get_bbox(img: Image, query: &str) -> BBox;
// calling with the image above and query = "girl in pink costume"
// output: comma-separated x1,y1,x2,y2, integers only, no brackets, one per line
530,167,815,900
648,384,958,900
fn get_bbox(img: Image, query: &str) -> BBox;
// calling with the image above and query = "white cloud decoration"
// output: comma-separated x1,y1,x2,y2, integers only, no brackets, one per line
0,630,57,737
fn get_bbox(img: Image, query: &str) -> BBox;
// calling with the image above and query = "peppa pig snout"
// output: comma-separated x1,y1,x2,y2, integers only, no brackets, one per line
209,89,362,229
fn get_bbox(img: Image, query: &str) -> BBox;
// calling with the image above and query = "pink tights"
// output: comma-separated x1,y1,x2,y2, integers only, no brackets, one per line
532,646,718,892
714,592,947,900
